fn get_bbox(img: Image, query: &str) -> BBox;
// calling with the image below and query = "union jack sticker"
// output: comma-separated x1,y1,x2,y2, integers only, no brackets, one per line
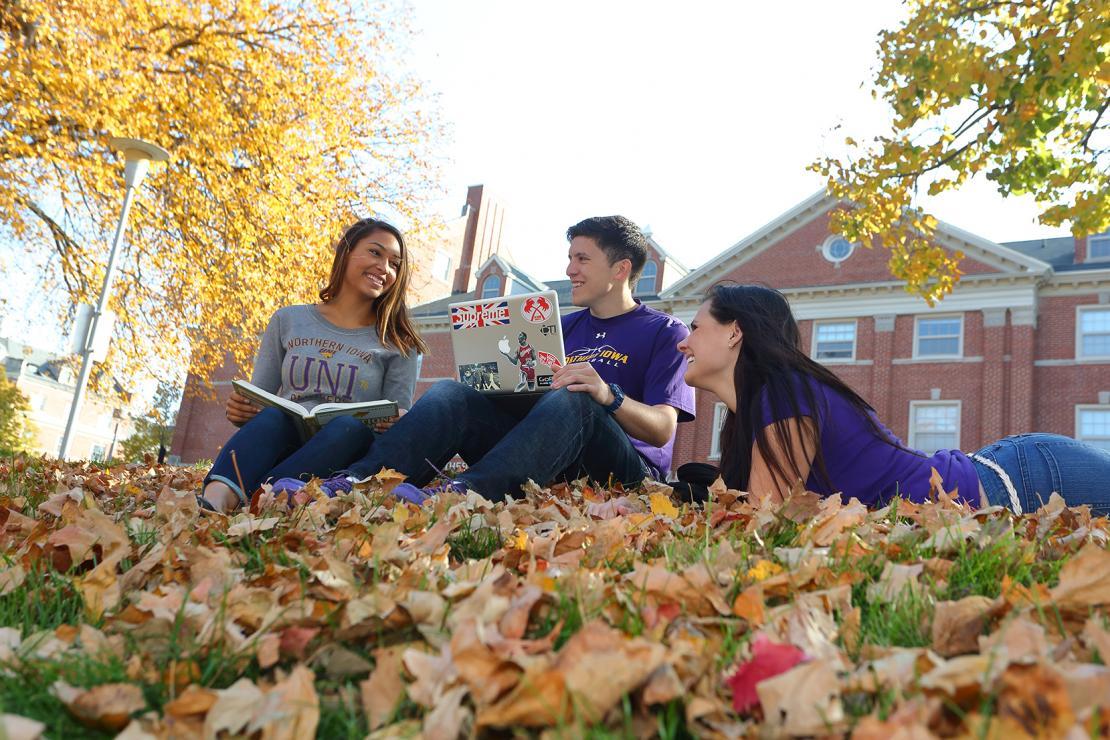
451,301,510,330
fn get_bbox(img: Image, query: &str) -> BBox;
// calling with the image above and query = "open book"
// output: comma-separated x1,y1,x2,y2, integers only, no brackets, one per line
232,379,398,442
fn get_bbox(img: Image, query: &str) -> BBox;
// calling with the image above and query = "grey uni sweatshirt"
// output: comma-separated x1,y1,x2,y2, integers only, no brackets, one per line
250,305,420,411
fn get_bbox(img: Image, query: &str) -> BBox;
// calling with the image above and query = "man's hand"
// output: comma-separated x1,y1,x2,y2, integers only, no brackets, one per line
225,391,260,426
374,407,406,433
552,361,612,405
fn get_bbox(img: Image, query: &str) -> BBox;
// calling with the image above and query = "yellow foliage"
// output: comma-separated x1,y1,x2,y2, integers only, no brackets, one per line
649,492,679,519
812,0,1109,302
0,0,444,393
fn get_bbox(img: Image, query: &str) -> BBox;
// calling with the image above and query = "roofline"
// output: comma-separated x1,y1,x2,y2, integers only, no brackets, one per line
473,253,548,291
660,189,1055,300
661,189,833,299
933,219,1052,274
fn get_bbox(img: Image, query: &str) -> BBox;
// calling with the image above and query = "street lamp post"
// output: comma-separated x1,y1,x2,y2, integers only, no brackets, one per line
58,137,169,461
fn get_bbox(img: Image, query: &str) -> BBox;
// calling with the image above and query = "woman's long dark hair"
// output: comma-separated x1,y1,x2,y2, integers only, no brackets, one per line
709,283,902,491
319,218,427,357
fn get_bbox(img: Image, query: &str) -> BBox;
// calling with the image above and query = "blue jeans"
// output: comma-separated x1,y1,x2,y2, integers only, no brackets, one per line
205,407,375,504
346,380,651,501
970,433,1110,516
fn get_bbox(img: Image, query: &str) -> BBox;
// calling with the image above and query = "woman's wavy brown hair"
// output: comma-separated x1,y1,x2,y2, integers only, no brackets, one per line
319,218,427,357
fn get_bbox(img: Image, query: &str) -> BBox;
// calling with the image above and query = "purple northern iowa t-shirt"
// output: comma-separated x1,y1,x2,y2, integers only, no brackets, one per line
758,373,980,506
561,302,696,477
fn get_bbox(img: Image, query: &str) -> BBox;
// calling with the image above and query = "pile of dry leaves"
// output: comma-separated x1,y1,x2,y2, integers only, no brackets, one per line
1,456,1109,738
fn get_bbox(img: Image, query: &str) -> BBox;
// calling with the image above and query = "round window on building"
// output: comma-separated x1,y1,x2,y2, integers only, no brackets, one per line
822,235,855,265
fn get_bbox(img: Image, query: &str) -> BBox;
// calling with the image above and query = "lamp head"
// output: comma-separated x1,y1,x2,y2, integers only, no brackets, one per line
109,137,170,189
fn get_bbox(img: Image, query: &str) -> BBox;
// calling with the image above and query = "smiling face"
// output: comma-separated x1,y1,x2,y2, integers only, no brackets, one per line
565,236,627,308
677,301,741,393
341,229,402,301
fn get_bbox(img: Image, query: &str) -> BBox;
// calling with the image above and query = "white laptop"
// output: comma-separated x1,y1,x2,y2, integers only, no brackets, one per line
448,290,565,395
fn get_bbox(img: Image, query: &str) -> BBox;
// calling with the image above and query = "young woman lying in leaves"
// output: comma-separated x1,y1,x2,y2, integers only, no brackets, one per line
674,283,1110,516
199,218,426,513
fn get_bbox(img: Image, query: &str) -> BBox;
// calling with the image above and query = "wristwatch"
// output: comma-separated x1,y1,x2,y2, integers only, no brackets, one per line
604,383,625,414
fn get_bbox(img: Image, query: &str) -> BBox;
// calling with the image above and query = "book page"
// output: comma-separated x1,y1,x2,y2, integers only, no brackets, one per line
231,379,309,417
312,401,398,429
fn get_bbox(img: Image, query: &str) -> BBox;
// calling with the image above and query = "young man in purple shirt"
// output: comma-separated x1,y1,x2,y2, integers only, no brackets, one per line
345,216,696,502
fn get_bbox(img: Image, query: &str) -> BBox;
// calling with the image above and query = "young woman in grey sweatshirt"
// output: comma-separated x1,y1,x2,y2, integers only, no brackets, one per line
199,218,426,512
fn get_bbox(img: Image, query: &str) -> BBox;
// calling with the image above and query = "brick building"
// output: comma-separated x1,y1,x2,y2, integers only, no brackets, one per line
172,188,1110,473
2,338,136,459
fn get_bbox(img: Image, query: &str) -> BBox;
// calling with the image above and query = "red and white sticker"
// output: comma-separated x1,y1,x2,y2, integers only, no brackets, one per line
521,295,553,323
537,350,562,369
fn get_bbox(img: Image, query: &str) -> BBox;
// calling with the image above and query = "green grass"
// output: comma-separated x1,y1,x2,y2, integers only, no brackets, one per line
941,535,1062,600
0,654,132,739
447,525,503,561
0,561,88,634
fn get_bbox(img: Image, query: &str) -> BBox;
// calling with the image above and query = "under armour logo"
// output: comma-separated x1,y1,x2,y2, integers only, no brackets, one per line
595,331,606,339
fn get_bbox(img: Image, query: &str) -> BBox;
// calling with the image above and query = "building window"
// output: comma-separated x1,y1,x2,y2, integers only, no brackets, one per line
813,321,856,362
1088,233,1110,261
635,261,658,295
480,274,502,299
908,401,961,452
1076,406,1110,452
709,402,729,460
821,235,856,265
914,315,963,358
29,394,45,411
90,444,106,462
1078,306,1110,359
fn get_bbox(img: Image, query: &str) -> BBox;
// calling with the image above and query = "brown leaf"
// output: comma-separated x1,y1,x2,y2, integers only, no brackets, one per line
1055,660,1110,716
257,633,281,670
252,664,319,740
52,681,146,732
361,646,406,731
203,678,264,737
992,663,1074,738
478,621,665,727
75,547,128,621
867,562,924,603
756,659,844,736
163,684,217,718
450,620,523,705
931,596,998,657
1,714,46,740
731,586,765,626
805,495,867,546
979,616,1050,664
498,584,543,639
422,685,470,740
1050,543,1110,612
1081,617,1110,663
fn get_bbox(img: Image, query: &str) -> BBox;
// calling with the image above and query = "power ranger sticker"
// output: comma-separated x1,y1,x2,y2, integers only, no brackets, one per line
451,301,510,330
521,295,554,323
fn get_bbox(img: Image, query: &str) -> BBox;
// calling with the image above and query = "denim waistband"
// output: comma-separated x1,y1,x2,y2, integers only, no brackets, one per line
968,453,1022,514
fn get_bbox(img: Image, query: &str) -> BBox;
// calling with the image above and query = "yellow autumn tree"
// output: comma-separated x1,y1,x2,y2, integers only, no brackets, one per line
812,0,1108,303
0,0,443,391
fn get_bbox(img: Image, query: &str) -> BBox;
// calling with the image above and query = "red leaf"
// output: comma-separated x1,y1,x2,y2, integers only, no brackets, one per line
279,626,320,660
725,635,808,713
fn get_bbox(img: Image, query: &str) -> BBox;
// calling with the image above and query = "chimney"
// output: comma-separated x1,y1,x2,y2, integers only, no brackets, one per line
451,185,507,294
453,185,485,294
